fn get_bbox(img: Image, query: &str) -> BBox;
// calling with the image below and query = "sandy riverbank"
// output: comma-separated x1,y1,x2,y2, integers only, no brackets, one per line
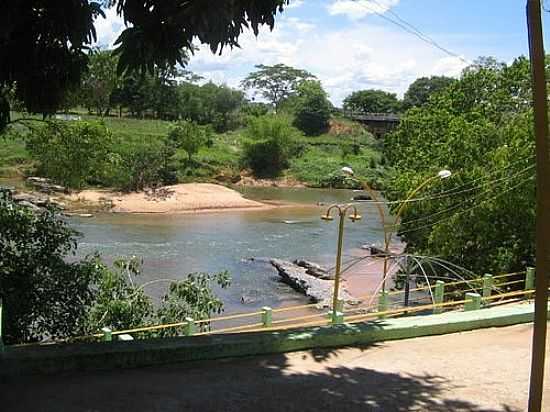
68,183,275,214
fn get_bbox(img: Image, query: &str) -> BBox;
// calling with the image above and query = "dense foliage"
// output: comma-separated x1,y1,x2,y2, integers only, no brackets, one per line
168,121,212,163
343,89,402,113
0,191,232,344
0,190,98,343
26,121,113,189
242,115,302,177
292,80,332,136
241,64,316,111
0,0,291,128
402,76,456,109
384,57,541,275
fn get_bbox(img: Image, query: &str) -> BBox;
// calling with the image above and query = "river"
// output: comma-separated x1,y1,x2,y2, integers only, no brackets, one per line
58,186,391,314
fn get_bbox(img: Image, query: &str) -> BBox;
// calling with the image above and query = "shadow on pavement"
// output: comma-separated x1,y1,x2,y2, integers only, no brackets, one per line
0,343,521,412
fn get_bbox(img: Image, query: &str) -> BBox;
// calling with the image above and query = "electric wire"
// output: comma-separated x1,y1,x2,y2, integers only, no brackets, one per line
351,0,470,64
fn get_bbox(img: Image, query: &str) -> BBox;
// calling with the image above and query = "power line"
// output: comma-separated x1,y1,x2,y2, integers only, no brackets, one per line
396,175,535,236
359,160,535,206
352,0,471,64
390,167,535,229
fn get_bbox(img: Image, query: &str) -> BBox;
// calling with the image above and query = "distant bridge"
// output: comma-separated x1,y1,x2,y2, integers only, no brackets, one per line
343,111,401,138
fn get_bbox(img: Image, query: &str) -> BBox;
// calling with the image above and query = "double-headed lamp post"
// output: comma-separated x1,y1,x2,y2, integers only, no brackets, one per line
341,167,452,291
321,204,362,317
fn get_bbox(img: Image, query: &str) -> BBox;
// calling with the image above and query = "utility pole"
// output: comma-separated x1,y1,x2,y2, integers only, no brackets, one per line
526,1,550,411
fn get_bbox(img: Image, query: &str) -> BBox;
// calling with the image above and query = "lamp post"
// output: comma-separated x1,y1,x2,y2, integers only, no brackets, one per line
341,167,451,292
321,204,362,317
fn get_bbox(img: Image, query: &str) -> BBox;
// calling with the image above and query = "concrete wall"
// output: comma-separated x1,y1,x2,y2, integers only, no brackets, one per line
0,302,543,377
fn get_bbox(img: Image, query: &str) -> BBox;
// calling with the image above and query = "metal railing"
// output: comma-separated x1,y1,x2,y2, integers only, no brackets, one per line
1,268,540,347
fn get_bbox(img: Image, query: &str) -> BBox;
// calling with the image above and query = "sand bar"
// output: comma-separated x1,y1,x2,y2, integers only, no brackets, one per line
69,183,272,214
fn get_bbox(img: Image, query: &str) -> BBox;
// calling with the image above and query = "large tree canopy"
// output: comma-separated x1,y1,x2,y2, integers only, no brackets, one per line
383,56,543,275
402,76,456,109
241,64,316,110
343,89,401,113
0,0,291,128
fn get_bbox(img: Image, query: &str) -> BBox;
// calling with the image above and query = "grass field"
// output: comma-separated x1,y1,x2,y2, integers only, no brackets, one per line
1,113,385,188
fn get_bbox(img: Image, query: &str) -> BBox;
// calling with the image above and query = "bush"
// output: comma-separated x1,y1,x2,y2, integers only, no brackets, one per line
0,189,98,343
242,115,301,177
168,120,212,163
26,120,113,189
105,134,174,191
292,80,331,136
0,189,232,343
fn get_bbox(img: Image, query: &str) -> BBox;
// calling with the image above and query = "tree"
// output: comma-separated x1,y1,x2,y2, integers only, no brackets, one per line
168,121,211,164
194,83,245,132
26,121,113,189
0,189,233,343
402,76,456,109
0,190,99,343
292,80,332,136
241,64,316,111
383,56,538,276
81,49,120,116
343,89,401,113
0,1,292,129
242,115,301,177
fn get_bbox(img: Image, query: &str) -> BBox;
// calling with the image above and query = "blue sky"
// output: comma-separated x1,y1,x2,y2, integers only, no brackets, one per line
95,0,549,105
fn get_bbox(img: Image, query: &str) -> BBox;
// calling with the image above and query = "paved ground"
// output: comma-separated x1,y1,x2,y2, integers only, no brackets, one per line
1,324,548,411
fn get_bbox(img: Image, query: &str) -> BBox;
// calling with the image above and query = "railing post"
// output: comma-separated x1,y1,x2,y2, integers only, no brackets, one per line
261,306,272,327
331,311,344,325
335,299,344,313
433,281,445,314
378,291,389,318
184,317,195,336
101,327,112,342
482,274,494,305
464,293,481,311
525,267,535,291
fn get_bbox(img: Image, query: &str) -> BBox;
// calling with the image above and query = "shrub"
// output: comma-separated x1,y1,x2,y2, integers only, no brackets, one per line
0,189,98,343
242,115,301,177
106,134,174,191
292,80,331,136
0,189,232,343
26,120,113,189
168,120,212,163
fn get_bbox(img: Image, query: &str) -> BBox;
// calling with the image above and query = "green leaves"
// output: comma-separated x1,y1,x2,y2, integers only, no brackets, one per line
343,89,401,113
292,80,332,136
383,57,537,276
241,64,316,110
242,115,302,177
26,120,113,189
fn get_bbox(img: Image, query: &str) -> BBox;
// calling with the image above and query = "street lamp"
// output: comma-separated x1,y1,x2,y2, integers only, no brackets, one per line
321,204,362,318
341,167,452,291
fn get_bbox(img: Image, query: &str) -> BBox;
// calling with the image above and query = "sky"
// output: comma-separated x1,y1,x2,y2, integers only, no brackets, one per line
94,0,550,106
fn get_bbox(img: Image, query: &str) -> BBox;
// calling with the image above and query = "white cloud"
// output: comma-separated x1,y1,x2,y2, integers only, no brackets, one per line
93,7,125,48
287,0,305,9
327,0,400,20
188,18,468,106
93,3,468,106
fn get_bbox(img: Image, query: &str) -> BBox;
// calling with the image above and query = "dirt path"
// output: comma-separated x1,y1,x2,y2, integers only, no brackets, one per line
2,323,548,411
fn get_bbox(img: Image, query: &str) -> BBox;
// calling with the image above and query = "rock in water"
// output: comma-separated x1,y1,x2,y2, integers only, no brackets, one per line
270,259,358,308
293,259,334,280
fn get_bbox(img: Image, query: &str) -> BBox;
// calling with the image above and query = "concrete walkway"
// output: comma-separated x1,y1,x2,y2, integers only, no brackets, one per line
1,324,548,411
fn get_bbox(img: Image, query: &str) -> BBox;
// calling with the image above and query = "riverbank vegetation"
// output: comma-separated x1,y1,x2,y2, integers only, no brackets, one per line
1,56,386,191
383,56,544,276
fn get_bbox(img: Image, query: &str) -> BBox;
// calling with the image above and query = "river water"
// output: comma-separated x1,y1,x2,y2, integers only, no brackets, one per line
66,187,390,314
